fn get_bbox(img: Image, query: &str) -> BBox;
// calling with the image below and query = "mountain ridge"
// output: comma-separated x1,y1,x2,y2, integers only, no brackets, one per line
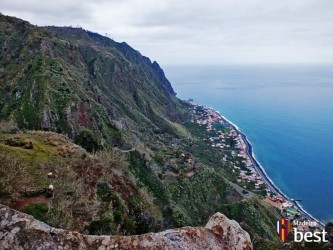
0,13,188,151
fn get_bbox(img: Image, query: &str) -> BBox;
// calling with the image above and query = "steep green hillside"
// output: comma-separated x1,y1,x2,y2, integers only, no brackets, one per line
0,14,306,249
0,14,189,150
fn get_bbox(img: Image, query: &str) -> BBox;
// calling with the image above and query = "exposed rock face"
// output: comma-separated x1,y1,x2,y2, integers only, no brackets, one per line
205,213,253,250
0,204,252,250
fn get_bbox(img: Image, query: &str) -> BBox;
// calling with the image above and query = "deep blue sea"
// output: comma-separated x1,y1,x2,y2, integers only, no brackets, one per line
164,64,333,223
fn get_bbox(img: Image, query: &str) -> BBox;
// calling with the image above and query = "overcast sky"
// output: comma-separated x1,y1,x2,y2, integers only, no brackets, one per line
1,0,333,65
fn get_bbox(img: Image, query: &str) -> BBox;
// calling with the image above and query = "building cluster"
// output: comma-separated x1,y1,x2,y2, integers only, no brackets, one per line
238,168,265,189
192,105,266,190
265,193,299,217
194,108,226,131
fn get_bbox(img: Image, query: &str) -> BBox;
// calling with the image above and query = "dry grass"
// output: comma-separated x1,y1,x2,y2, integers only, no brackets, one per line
57,144,79,157
94,150,128,172
136,142,154,161
0,152,33,204
0,131,134,232
0,119,18,133
44,158,98,231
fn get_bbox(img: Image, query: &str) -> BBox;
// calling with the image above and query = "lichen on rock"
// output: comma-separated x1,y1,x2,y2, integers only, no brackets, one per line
0,204,252,250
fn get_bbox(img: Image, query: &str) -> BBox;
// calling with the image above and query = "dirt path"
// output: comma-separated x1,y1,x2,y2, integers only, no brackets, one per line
11,196,49,211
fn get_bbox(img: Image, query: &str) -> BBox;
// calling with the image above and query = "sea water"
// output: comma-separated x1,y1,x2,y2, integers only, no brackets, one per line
164,64,333,223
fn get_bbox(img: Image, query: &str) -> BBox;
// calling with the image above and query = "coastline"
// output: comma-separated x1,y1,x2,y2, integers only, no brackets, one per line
238,128,324,227
204,106,324,227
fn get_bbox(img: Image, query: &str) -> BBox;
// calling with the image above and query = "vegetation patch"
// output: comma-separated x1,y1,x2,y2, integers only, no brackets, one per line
22,202,48,222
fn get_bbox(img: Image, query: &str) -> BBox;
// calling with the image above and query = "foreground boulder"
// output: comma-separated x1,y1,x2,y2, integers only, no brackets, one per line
0,204,252,249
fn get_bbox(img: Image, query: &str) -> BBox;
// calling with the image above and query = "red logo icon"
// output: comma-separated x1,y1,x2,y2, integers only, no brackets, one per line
276,219,293,242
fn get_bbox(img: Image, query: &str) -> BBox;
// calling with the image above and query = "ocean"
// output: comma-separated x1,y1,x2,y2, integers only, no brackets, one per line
164,64,333,223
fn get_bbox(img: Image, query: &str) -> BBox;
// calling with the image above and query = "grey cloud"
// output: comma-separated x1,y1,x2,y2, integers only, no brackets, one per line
1,0,332,65
0,0,93,25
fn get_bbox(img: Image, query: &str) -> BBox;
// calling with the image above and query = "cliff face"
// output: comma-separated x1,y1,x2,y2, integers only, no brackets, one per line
0,204,252,250
0,14,189,149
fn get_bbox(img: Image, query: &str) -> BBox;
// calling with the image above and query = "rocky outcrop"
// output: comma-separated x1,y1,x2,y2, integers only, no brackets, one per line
0,204,252,250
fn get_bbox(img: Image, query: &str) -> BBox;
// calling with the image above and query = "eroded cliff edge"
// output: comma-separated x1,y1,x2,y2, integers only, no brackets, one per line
0,204,252,250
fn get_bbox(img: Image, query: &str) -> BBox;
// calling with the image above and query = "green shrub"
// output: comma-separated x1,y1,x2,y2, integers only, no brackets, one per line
96,182,112,202
88,216,115,235
113,210,123,224
74,130,99,152
22,202,48,222
123,218,136,235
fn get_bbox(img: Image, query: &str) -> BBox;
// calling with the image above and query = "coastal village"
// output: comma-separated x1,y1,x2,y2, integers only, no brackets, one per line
189,101,323,232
